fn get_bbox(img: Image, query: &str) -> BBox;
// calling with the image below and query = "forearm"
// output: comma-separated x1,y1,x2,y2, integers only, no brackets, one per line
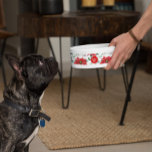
107,1,152,70
132,1,152,40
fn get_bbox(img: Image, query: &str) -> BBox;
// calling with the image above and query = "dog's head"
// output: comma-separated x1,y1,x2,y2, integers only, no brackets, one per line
6,54,58,95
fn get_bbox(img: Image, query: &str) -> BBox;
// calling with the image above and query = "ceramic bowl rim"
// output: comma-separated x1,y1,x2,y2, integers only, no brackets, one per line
70,43,115,54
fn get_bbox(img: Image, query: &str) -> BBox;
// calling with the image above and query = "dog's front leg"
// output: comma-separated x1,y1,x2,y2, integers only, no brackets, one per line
14,144,29,152
23,145,29,152
0,140,15,152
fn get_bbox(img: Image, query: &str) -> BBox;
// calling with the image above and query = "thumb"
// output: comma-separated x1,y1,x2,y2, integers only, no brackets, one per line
109,38,117,47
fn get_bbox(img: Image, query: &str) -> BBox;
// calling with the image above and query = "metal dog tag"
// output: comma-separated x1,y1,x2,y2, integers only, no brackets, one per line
39,119,45,128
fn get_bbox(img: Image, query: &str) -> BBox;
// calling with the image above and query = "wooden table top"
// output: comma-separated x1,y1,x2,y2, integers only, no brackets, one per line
18,10,140,38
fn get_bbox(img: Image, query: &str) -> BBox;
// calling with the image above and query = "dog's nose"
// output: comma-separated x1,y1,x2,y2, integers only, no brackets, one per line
46,57,58,67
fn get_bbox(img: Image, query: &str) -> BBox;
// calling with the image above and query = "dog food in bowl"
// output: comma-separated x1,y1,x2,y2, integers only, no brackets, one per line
70,43,115,69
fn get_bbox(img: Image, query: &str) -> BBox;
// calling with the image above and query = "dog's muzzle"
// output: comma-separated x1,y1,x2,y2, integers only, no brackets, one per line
45,57,58,75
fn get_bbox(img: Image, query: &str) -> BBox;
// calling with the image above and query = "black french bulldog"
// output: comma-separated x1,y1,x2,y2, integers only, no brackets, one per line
0,54,58,152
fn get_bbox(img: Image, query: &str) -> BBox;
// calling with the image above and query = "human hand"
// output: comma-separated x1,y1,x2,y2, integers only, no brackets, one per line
105,32,138,70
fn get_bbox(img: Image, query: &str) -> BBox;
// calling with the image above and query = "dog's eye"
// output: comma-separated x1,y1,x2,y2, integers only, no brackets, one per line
22,71,28,78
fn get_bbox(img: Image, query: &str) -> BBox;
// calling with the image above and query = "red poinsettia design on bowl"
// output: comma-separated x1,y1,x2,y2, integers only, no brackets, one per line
91,55,98,64
74,57,87,65
100,56,111,64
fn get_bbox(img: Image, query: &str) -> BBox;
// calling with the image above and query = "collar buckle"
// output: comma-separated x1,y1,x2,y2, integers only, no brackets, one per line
29,109,40,117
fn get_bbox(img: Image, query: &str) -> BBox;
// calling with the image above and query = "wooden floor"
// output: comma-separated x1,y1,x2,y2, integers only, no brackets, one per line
30,137,152,152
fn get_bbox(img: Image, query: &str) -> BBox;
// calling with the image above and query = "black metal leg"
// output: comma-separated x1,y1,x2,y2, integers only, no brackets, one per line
63,37,76,109
58,37,66,109
47,38,57,60
121,66,128,92
119,45,140,125
96,69,106,91
66,67,73,109
47,38,62,80
0,39,7,88
124,65,129,87
121,65,131,101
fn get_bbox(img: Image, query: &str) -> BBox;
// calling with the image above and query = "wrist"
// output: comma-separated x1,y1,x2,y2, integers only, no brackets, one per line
132,16,152,41
128,29,141,44
131,26,143,41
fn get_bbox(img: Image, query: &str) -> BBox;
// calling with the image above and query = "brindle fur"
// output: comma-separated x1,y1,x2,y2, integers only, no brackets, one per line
0,54,58,152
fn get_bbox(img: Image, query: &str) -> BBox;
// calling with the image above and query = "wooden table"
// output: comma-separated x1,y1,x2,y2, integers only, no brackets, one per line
18,10,140,125
18,10,140,38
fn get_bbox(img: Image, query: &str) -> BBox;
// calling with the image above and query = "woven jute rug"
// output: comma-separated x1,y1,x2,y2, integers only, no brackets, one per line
37,69,152,150
0,69,152,150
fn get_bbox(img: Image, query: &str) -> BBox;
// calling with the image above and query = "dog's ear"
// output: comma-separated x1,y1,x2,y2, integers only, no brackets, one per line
5,54,22,79
5,54,20,72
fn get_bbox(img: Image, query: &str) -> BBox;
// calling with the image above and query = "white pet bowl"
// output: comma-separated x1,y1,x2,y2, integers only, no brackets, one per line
70,43,115,69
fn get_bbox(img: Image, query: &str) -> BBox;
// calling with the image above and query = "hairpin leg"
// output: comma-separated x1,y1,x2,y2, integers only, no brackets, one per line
119,44,140,125
48,38,57,60
47,38,62,80
96,69,106,91
66,66,73,109
124,65,129,87
58,37,67,109
63,37,77,109
121,65,131,101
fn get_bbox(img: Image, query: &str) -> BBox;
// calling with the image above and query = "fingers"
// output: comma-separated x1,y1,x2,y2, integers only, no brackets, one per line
105,62,112,70
106,48,127,70
106,39,117,70
109,38,116,46
105,32,137,70
106,51,128,70
113,55,125,69
121,56,129,67
113,60,121,70
105,48,119,70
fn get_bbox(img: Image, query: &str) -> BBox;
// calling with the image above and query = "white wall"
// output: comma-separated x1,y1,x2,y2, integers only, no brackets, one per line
135,0,150,13
37,0,71,77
